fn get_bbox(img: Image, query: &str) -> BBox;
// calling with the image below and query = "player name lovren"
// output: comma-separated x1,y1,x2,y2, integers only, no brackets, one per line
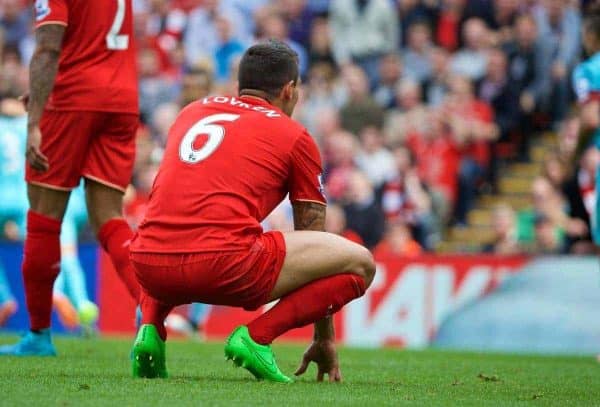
201,96,282,118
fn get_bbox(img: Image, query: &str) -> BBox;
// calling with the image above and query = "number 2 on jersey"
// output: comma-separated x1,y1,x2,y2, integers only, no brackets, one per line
179,114,240,164
106,0,129,50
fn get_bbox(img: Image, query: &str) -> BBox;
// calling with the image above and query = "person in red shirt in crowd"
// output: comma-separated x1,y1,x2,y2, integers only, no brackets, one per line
444,74,498,225
0,0,142,357
373,220,423,258
405,107,461,206
380,145,434,249
323,130,357,201
136,0,187,75
129,41,375,383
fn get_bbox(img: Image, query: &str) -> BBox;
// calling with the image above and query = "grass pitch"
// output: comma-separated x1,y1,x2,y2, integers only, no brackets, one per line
1,336,599,406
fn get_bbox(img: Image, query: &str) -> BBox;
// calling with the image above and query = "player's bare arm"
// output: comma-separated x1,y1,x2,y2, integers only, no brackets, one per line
293,201,326,230
26,24,65,172
291,201,342,382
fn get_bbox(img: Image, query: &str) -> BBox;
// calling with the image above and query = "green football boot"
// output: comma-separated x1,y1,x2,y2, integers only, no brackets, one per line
131,324,168,379
224,326,292,383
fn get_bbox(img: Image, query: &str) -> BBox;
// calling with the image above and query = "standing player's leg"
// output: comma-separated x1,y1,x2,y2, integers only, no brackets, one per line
85,180,140,302
226,231,375,382
82,112,141,303
0,185,70,356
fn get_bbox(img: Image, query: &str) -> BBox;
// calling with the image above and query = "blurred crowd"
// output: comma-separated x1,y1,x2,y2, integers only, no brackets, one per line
0,0,597,256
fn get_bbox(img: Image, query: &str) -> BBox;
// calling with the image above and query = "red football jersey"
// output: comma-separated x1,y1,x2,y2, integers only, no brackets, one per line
130,95,326,254
34,0,138,113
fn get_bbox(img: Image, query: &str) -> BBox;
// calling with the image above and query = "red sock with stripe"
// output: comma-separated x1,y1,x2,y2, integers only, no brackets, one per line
22,210,61,331
247,273,366,345
98,218,141,303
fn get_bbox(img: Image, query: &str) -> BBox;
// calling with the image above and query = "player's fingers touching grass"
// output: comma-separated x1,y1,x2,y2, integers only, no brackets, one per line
295,339,343,383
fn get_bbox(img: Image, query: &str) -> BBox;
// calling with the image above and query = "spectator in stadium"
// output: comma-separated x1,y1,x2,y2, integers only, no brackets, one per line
297,63,344,140
150,102,179,145
402,19,434,84
138,47,178,123
380,145,436,249
184,0,248,68
405,107,460,211
477,48,519,144
477,48,519,185
518,176,588,251
323,130,357,201
342,170,385,249
329,0,399,86
257,11,308,77
422,46,451,106
534,214,563,254
444,75,497,224
310,106,341,144
180,66,214,106
325,204,364,245
533,0,581,124
461,0,518,43
137,0,187,73
0,45,27,99
397,0,438,48
373,220,423,257
502,14,549,160
541,151,567,191
339,65,385,135
373,52,404,109
355,125,396,188
212,15,245,84
435,0,465,52
450,18,490,81
306,17,336,69
0,0,29,50
483,203,521,254
385,79,428,146
279,0,315,49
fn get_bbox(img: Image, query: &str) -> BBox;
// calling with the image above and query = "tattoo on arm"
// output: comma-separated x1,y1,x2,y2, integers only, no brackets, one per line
292,201,326,231
292,201,332,340
28,25,65,126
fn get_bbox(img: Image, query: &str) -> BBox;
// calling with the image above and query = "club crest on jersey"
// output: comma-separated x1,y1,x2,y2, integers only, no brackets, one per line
35,0,51,21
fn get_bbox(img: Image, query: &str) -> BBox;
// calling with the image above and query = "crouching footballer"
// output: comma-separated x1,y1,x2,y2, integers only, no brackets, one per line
129,41,375,383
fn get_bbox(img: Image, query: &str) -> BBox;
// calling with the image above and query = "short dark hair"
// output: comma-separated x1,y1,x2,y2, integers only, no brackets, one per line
238,40,299,98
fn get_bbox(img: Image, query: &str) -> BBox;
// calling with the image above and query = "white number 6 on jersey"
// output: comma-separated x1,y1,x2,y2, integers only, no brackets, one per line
179,114,240,164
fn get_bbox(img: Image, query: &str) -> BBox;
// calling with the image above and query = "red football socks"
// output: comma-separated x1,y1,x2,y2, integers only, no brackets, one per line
247,273,366,345
140,292,172,341
22,211,62,331
97,218,141,303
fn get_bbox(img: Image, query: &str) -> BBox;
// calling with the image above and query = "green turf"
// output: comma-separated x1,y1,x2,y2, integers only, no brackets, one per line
0,336,599,406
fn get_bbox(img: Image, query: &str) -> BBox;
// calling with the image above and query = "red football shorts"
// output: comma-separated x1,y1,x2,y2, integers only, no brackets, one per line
130,231,286,311
25,110,138,192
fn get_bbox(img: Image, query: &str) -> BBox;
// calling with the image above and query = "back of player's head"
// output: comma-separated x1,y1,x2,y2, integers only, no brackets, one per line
238,40,299,99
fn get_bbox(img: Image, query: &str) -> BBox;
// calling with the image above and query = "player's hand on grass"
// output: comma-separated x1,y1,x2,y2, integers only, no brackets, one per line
26,124,49,172
295,340,342,383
